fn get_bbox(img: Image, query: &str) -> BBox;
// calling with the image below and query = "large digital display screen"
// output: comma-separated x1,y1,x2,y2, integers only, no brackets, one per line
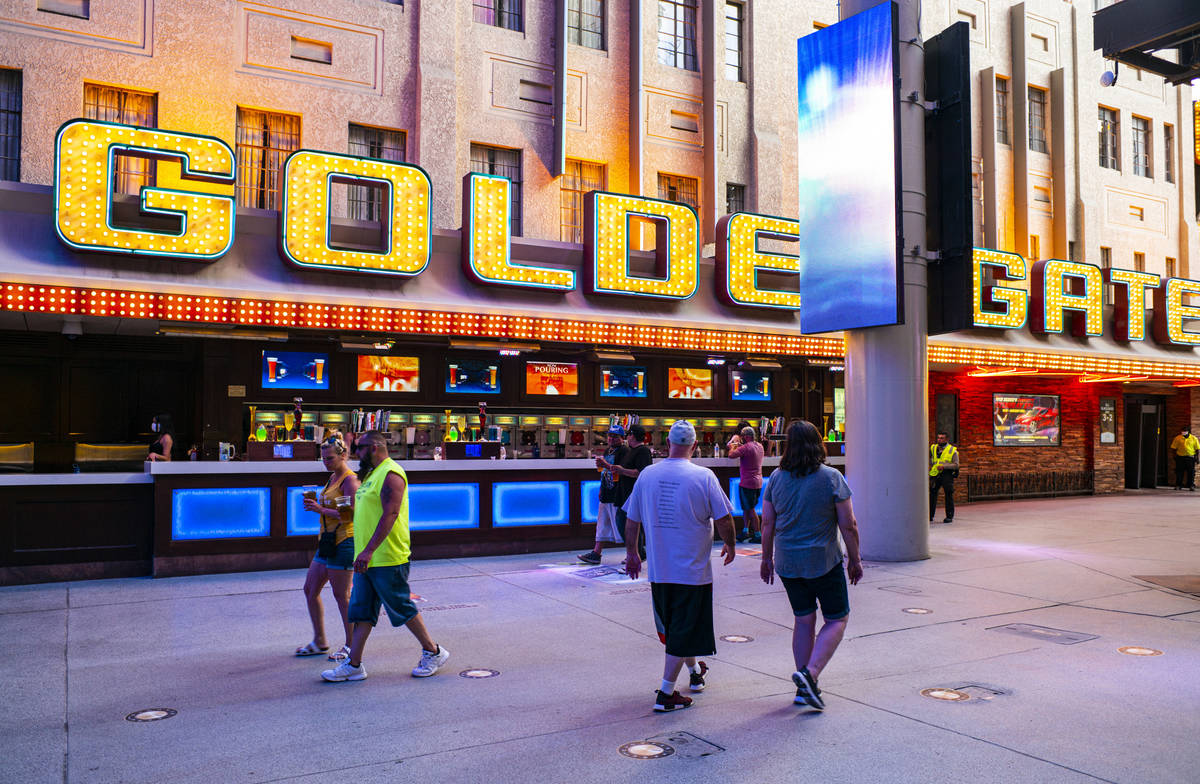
667,367,713,400
261,351,330,390
731,370,772,401
357,356,420,392
795,1,901,334
446,359,500,394
993,394,1061,446
525,362,579,396
600,365,648,398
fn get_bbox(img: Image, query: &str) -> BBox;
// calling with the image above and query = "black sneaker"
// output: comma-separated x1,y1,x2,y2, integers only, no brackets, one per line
688,661,708,692
943,518,953,524
577,551,601,565
653,689,692,712
736,529,749,543
748,532,762,544
792,668,824,711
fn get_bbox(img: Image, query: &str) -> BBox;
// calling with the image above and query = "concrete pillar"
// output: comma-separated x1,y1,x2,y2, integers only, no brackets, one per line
841,0,930,562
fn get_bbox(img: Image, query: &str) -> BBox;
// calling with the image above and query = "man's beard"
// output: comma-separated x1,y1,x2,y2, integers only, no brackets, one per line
357,451,378,481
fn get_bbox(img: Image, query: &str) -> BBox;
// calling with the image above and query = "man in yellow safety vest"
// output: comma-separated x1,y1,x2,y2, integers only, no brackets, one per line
929,432,959,524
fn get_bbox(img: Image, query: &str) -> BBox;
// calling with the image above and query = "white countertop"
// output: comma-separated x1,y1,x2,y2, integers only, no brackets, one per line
0,472,152,486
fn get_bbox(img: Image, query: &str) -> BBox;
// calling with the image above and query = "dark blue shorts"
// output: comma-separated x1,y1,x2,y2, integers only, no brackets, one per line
738,485,762,514
780,562,850,620
348,564,420,627
312,538,354,570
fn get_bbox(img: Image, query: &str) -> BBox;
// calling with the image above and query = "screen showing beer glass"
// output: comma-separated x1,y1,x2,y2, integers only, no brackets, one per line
992,393,1061,447
261,351,330,390
525,362,578,396
446,359,500,394
731,370,772,401
357,356,420,392
794,1,902,333
600,365,648,398
667,367,713,400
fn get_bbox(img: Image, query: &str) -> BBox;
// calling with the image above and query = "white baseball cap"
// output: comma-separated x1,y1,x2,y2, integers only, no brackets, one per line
668,420,696,445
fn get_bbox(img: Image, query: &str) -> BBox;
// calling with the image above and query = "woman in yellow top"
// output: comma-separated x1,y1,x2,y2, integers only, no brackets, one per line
296,435,360,661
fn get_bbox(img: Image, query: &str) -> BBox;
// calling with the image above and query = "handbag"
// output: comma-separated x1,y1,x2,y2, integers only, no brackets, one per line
317,524,338,559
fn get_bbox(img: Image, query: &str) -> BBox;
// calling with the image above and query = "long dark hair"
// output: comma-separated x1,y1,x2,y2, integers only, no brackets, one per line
153,413,175,440
780,420,825,477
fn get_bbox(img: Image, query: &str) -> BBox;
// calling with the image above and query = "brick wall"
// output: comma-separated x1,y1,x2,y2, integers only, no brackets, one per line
928,373,1196,496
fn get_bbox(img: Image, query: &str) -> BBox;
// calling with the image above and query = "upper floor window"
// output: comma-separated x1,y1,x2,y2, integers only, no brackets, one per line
995,76,1010,145
567,0,604,50
0,69,21,183
657,0,699,72
1100,246,1112,305
1133,251,1145,272
658,172,699,211
1164,123,1175,183
1027,86,1048,154
560,159,605,243
84,84,157,195
1098,107,1119,170
1167,257,1177,279
725,183,745,214
724,3,744,82
1131,116,1151,178
347,123,406,223
235,108,300,210
470,143,522,236
474,0,523,32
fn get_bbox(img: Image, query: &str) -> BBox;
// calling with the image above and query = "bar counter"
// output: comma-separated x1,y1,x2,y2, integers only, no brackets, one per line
0,453,849,583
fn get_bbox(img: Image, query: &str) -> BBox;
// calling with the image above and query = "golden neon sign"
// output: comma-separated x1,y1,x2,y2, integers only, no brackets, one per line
583,192,698,300
715,213,801,309
1030,259,1104,337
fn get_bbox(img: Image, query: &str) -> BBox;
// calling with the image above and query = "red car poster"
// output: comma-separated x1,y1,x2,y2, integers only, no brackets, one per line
993,394,1060,446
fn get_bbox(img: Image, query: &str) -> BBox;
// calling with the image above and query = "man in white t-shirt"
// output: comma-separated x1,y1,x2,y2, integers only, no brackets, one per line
623,420,736,712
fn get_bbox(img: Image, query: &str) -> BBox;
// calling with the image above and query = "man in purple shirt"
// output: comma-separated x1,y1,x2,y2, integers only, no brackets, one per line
727,426,765,543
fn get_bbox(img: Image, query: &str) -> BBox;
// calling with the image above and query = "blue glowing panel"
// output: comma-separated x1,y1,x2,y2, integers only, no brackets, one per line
581,480,600,523
729,477,771,516
172,487,270,540
493,481,569,527
599,365,648,398
731,370,772,401
446,359,500,394
286,485,324,536
409,483,480,531
795,1,901,333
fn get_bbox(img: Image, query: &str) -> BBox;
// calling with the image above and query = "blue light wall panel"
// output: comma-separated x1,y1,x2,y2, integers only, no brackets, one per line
729,477,771,516
286,485,324,536
580,480,600,523
493,481,570,527
172,487,271,540
409,483,480,531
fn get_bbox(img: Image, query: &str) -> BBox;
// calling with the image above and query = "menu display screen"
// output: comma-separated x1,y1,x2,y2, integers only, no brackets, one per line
356,356,420,392
261,351,330,390
667,367,713,400
993,394,1061,446
600,365,648,398
731,370,772,401
446,359,500,394
525,362,579,395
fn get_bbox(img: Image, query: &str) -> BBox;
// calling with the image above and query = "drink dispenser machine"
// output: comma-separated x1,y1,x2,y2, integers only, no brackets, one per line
543,415,568,458
410,412,437,459
517,415,542,458
566,416,590,458
491,415,517,449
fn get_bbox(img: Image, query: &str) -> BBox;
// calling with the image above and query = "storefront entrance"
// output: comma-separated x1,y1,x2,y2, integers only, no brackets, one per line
1124,396,1166,488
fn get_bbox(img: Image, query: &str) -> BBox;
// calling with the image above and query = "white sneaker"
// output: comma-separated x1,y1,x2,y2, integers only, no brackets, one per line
321,661,366,682
412,645,450,677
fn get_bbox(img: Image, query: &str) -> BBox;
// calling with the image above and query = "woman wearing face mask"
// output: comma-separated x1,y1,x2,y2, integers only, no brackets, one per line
147,414,174,462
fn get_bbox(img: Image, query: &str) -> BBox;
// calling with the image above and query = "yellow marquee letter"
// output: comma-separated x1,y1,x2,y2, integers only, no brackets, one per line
584,192,698,299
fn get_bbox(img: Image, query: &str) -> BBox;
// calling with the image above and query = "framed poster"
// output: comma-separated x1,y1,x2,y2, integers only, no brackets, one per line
1099,397,1117,444
993,393,1061,446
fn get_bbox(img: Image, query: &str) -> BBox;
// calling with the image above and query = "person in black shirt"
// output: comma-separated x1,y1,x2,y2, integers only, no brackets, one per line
614,424,654,561
578,425,630,564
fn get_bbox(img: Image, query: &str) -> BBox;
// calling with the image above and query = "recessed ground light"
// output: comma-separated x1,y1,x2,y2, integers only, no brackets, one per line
902,608,933,615
459,668,500,678
619,741,674,759
1118,646,1163,657
920,688,970,702
125,708,177,722
720,634,754,643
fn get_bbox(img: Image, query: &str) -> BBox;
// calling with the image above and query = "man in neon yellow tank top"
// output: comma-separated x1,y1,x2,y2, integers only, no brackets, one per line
321,431,449,682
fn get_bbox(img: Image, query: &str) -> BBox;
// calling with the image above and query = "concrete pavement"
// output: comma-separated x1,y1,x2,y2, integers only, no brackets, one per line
2,491,1198,783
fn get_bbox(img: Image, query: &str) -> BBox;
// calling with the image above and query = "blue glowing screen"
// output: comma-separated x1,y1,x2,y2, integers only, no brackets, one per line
493,481,569,527
286,485,324,536
795,1,901,333
172,487,271,540
731,370,772,401
729,476,771,516
261,350,330,390
581,480,600,523
409,483,480,531
600,365,648,398
446,359,500,394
